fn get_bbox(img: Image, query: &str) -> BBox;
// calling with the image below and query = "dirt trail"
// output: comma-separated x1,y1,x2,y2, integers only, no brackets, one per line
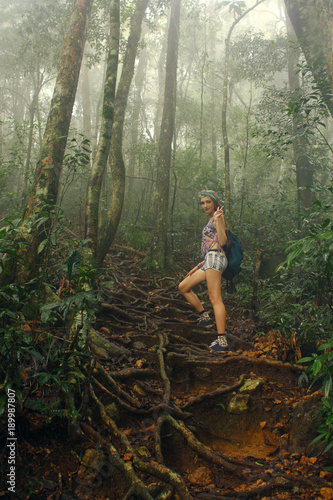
2,248,333,499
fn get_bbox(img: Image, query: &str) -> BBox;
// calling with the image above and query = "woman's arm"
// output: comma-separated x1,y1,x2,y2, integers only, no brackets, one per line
214,207,227,247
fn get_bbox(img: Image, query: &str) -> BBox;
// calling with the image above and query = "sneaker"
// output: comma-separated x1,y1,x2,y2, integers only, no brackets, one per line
209,335,229,352
197,312,214,328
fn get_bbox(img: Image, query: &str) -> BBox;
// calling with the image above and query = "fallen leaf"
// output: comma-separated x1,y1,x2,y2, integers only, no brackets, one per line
319,487,333,499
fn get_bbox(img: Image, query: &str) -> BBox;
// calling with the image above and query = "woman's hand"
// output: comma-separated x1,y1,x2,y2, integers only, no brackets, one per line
213,205,224,221
214,206,227,246
185,262,204,278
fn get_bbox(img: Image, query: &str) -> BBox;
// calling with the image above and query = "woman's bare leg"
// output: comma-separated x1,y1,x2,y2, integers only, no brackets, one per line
178,270,207,313
205,268,226,333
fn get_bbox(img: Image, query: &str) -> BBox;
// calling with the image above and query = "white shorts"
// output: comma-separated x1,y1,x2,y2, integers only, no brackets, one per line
200,250,228,274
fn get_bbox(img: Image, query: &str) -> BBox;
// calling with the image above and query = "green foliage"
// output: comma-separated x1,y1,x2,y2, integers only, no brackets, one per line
241,186,333,341
230,30,288,84
0,326,27,414
256,66,332,170
0,211,95,419
29,399,80,421
0,120,34,214
299,337,333,454
281,200,333,279
278,193,333,305
0,217,26,276
40,247,97,325
255,277,331,339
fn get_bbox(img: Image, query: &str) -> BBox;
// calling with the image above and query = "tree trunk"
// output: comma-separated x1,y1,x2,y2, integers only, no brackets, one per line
19,0,93,279
221,0,265,228
23,93,38,204
96,0,149,265
283,0,333,116
147,0,181,270
126,28,148,207
154,27,168,142
286,15,315,214
208,0,217,173
81,56,92,141
85,0,120,259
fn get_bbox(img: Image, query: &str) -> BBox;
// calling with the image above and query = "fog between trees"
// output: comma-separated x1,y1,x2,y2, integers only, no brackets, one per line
0,0,332,273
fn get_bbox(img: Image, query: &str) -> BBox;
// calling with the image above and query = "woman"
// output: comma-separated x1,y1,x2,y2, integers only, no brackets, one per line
178,190,229,352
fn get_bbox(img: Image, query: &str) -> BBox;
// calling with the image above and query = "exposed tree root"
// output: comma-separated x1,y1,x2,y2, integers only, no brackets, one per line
95,361,142,407
167,352,305,373
162,414,243,476
110,367,157,380
182,374,246,409
89,384,194,499
80,421,155,500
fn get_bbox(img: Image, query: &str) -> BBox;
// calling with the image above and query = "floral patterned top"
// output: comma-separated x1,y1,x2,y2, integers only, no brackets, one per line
201,219,219,258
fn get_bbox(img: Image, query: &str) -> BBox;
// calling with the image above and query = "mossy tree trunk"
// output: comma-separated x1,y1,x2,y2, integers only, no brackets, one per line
85,0,120,259
147,0,181,270
96,0,149,266
17,0,93,280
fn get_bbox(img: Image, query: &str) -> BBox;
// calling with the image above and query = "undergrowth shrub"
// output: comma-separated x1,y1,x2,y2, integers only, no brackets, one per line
299,337,333,455
0,211,95,420
246,187,333,341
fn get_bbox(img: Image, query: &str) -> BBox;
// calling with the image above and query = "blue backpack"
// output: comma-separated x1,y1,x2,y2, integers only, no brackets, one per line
222,230,244,282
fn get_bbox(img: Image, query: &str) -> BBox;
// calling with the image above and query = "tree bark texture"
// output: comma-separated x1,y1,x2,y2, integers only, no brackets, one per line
96,0,149,265
127,31,148,206
25,0,93,215
284,0,333,116
20,0,93,278
286,15,315,213
85,0,120,259
149,0,181,270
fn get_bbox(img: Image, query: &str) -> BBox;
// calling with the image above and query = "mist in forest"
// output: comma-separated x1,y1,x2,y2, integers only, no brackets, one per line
0,0,332,289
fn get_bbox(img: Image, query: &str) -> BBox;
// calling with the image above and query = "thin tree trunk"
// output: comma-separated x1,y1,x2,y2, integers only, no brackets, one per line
154,31,168,143
81,55,92,141
221,0,265,227
286,14,315,214
148,0,181,270
85,0,120,259
96,0,149,265
126,28,148,206
23,66,43,205
199,17,207,169
208,0,217,173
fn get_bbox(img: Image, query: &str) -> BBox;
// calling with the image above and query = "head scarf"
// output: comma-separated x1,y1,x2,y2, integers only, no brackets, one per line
198,190,221,209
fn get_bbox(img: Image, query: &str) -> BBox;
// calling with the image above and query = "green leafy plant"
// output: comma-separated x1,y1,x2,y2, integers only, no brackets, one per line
259,189,333,341
0,214,94,419
310,398,333,454
298,337,333,453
